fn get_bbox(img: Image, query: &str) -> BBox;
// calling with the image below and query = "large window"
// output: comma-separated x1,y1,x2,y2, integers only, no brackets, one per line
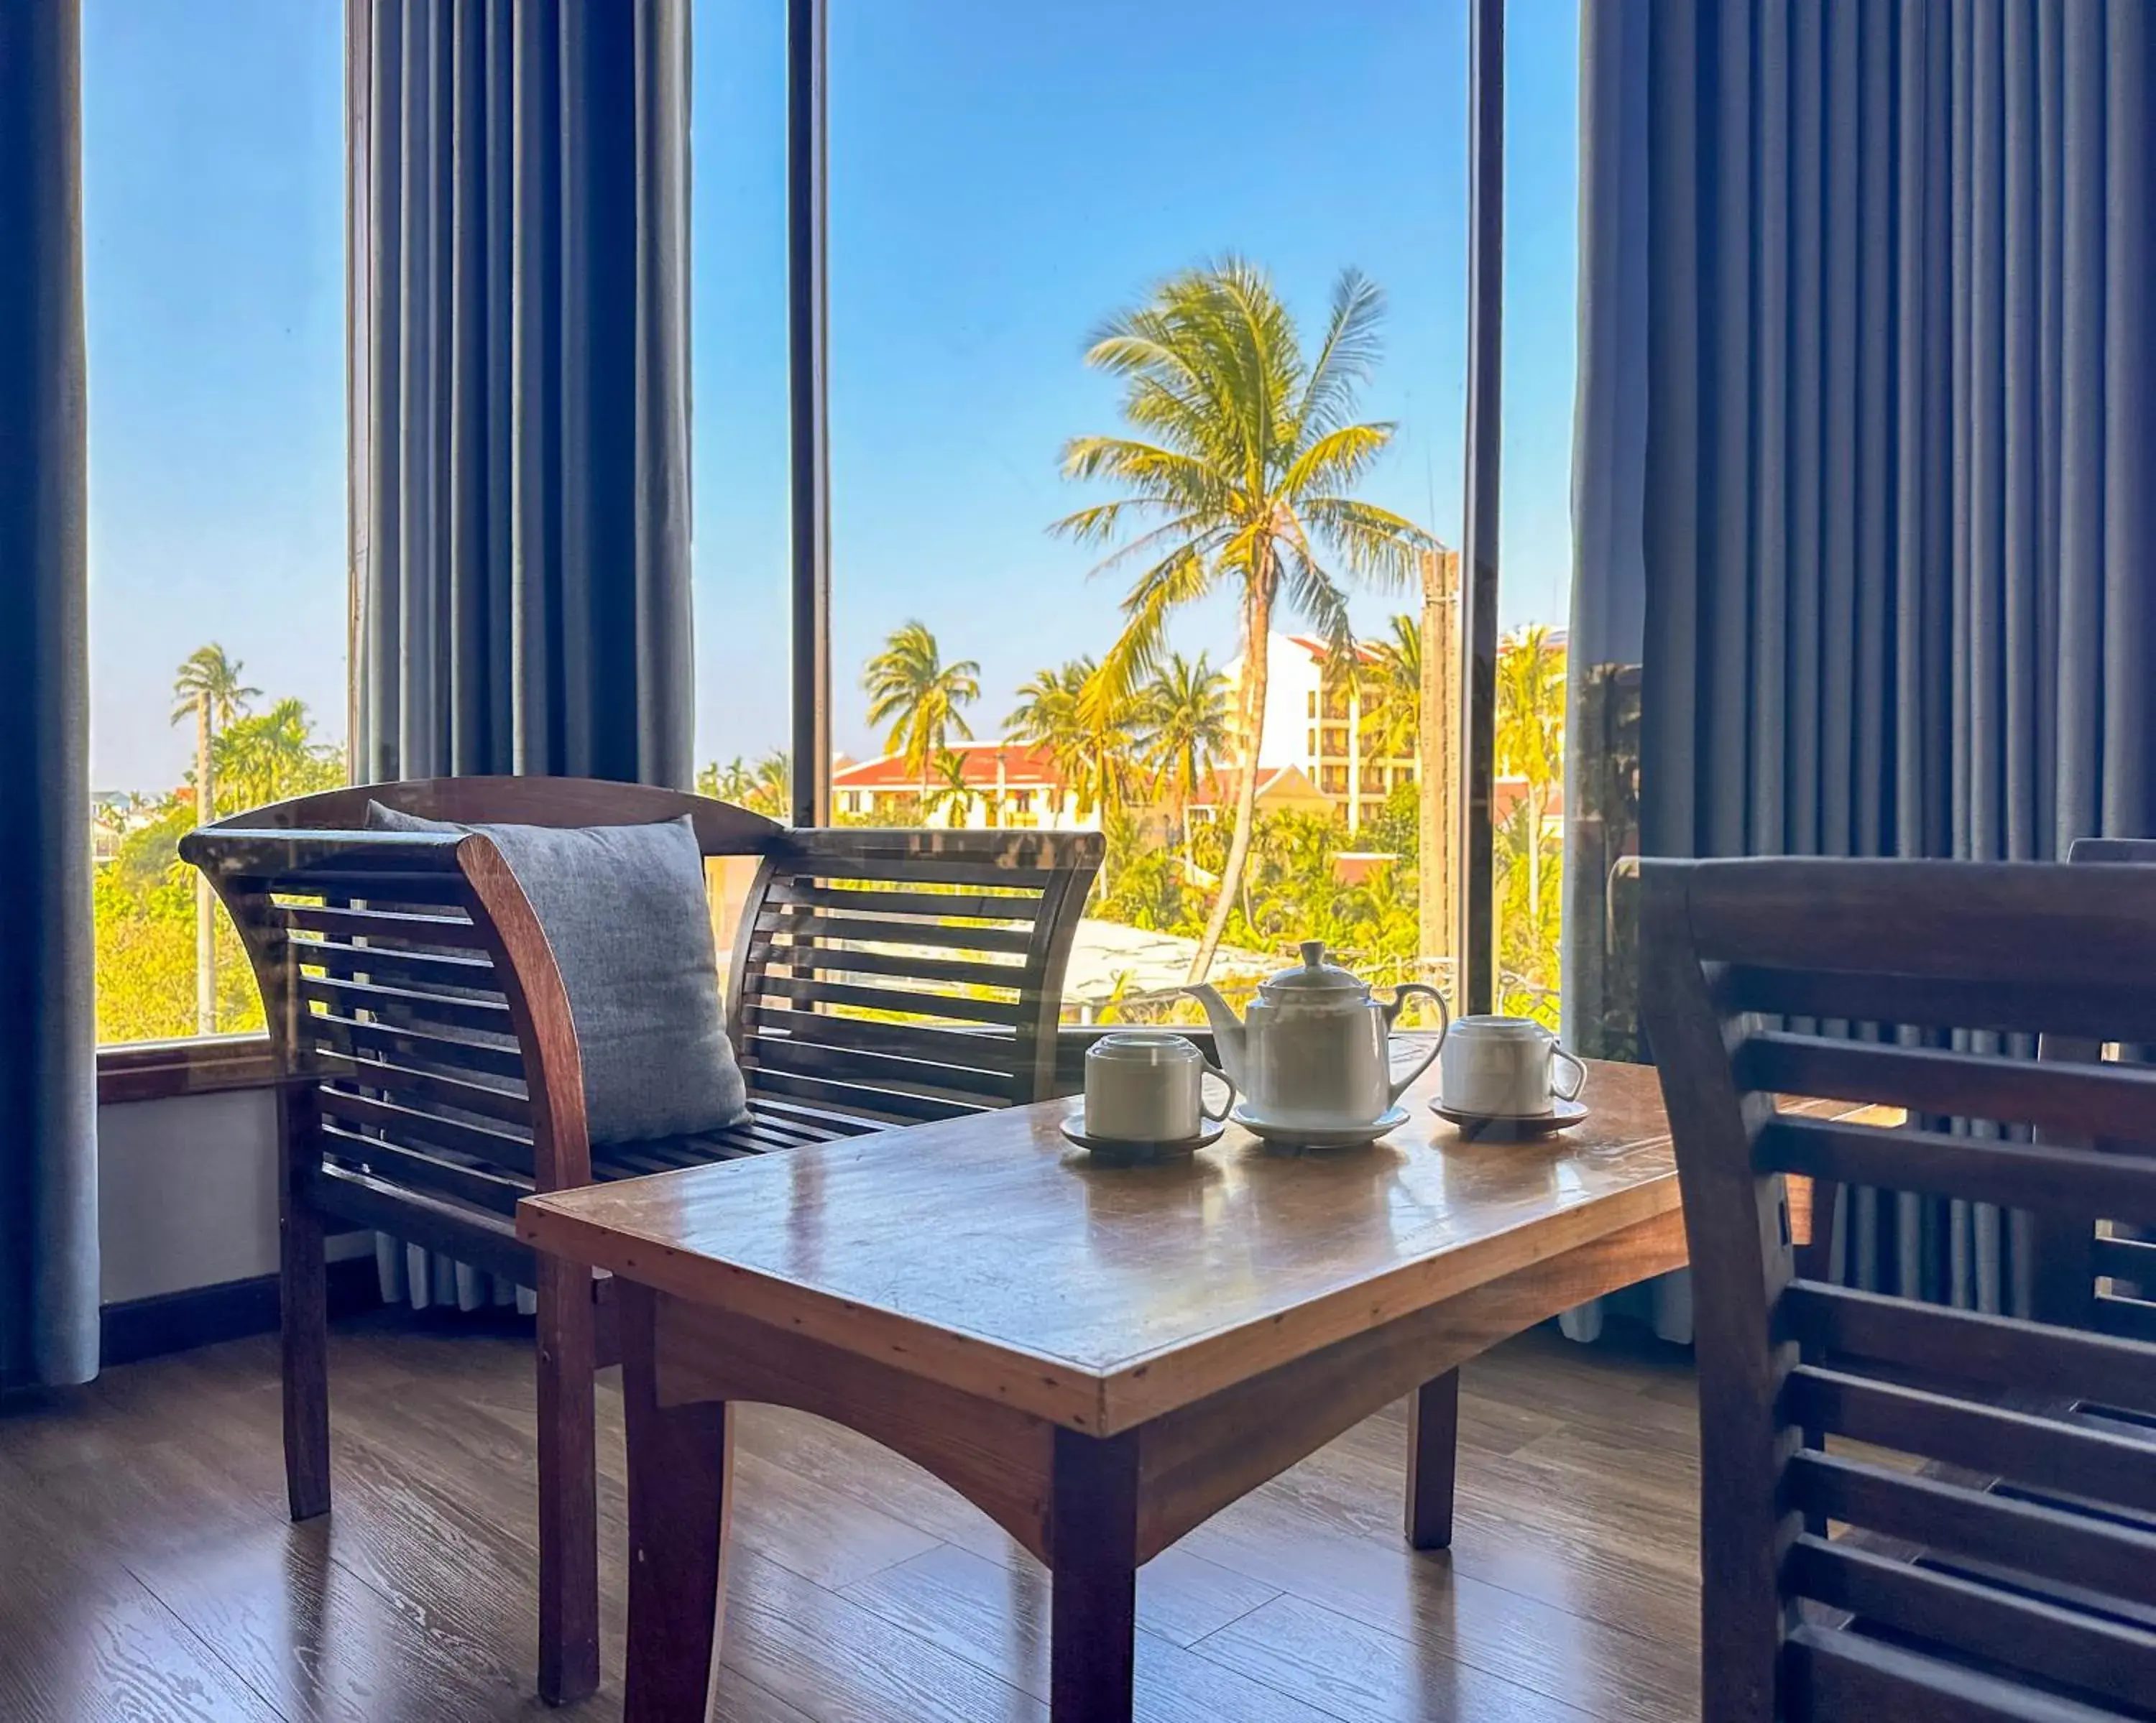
84,0,346,1046
814,0,1473,1024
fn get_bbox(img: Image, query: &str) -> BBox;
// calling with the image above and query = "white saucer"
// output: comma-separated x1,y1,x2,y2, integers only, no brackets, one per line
1431,1095,1590,1140
1230,1104,1411,1150
1059,1116,1226,1158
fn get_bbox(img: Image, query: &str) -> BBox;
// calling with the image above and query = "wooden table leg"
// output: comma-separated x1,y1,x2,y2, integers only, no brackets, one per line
1049,1428,1140,1722
621,1285,734,1723
1404,1368,1460,1550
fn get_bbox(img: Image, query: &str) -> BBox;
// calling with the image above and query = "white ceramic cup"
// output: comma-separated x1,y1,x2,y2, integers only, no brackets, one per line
1083,1031,1238,1142
1439,1015,1585,1118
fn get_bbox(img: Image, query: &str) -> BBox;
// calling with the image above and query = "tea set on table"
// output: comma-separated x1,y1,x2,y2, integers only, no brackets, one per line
1062,939,1589,1158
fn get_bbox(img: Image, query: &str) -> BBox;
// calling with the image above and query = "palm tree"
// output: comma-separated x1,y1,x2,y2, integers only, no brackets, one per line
215,698,337,811
1007,657,1140,826
1360,614,1422,763
923,751,975,826
747,752,791,820
170,645,258,1033
1135,652,1231,838
1495,624,1565,925
697,757,757,805
863,622,982,800
1053,258,1435,979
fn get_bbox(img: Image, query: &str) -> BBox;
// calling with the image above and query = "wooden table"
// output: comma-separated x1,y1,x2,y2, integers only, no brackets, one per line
520,1056,1702,1722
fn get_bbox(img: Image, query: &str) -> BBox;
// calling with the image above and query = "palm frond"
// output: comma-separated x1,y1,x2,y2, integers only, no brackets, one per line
1296,269,1387,436
1296,496,1434,587
1279,422,1396,500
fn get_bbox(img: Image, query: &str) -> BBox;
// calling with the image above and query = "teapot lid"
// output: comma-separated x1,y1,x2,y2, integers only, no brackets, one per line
1259,940,1370,1000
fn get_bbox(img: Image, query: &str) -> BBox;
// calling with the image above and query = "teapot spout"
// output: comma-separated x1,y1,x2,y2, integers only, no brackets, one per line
1181,983,1248,1086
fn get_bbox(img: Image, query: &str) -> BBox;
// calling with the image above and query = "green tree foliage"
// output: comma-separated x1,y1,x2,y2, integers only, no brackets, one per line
698,752,791,819
1134,652,1231,833
1006,657,1141,823
1054,257,1435,980
863,622,980,795
94,661,343,1045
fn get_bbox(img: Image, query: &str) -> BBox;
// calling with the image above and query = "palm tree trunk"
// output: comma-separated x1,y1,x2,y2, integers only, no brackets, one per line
1191,580,1272,981
194,693,217,1034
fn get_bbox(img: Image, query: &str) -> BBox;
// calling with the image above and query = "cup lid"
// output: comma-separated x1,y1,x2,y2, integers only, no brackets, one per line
1088,1030,1201,1063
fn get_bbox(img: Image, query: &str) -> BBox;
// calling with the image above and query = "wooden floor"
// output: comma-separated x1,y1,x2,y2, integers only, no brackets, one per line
0,1311,1705,1722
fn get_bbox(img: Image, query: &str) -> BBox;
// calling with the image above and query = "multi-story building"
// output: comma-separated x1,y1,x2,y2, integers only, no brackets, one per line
1221,634,1418,832
830,740,1330,833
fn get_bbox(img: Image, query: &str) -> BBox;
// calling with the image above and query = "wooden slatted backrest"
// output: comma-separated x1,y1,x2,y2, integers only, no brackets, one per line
1641,856,2156,1723
178,825,585,1285
729,826,1104,1124
180,779,783,1277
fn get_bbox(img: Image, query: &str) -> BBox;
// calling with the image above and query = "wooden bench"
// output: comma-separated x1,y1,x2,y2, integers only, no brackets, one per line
180,776,1103,1705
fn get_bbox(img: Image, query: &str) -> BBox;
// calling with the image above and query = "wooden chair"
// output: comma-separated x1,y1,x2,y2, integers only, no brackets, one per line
1641,856,2156,1722
180,777,1102,1705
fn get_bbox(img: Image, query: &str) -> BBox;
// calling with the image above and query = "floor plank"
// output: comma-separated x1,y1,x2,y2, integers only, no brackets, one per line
0,1312,1708,1722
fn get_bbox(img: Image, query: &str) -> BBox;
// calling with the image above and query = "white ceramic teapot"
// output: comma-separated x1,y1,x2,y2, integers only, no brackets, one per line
1184,941,1448,1127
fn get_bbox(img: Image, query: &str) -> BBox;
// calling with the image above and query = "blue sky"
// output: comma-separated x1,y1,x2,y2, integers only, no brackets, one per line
84,0,1577,790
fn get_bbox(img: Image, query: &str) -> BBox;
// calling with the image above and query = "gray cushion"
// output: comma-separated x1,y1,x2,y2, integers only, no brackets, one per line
366,803,750,1143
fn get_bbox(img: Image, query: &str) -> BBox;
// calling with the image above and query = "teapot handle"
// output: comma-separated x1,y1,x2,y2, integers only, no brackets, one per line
1381,983,1450,1102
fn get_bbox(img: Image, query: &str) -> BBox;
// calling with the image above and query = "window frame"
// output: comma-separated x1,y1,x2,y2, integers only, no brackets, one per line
99,0,1518,1096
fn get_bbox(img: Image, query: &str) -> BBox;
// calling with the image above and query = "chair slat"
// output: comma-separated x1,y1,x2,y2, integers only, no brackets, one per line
1784,1535,2156,1716
1779,1280,2156,1420
739,973,1030,1025
320,1124,529,1218
745,1065,993,1124
1685,859,2156,993
310,1011,527,1081
1784,1622,2133,1723
1758,1117,2156,1229
786,853,1060,890
752,908,1036,955
755,943,1027,992
308,1048,532,1127
741,1006,1023,1073
2093,1235,2156,1286
2093,1293,2156,1344
247,869,481,907
316,1086,535,1174
275,901,491,947
764,878,1044,922
304,1162,534,1285
290,938,505,992
741,1094,888,1139
299,972,515,1034
1742,1033,2156,1145
742,1034,1021,1104
1715,964,2156,1048
1782,1365,2156,1513
1787,1452,2156,1609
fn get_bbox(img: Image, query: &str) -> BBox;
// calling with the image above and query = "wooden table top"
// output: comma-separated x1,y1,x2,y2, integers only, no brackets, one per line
521,1054,1687,1433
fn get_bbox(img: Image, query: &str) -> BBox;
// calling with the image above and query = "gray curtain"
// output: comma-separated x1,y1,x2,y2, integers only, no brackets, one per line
0,0,98,1388
1570,0,2156,1321
351,0,694,788
350,0,695,1308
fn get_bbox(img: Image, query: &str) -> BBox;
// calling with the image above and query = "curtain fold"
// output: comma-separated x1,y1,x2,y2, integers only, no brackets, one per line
350,0,694,1309
1572,0,2156,1320
352,0,694,787
0,0,98,1388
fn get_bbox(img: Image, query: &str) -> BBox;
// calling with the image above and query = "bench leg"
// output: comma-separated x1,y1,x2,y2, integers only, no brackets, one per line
1049,1428,1140,1722
537,1255,600,1706
621,1283,733,1723
1404,1369,1460,1550
278,1093,331,1522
